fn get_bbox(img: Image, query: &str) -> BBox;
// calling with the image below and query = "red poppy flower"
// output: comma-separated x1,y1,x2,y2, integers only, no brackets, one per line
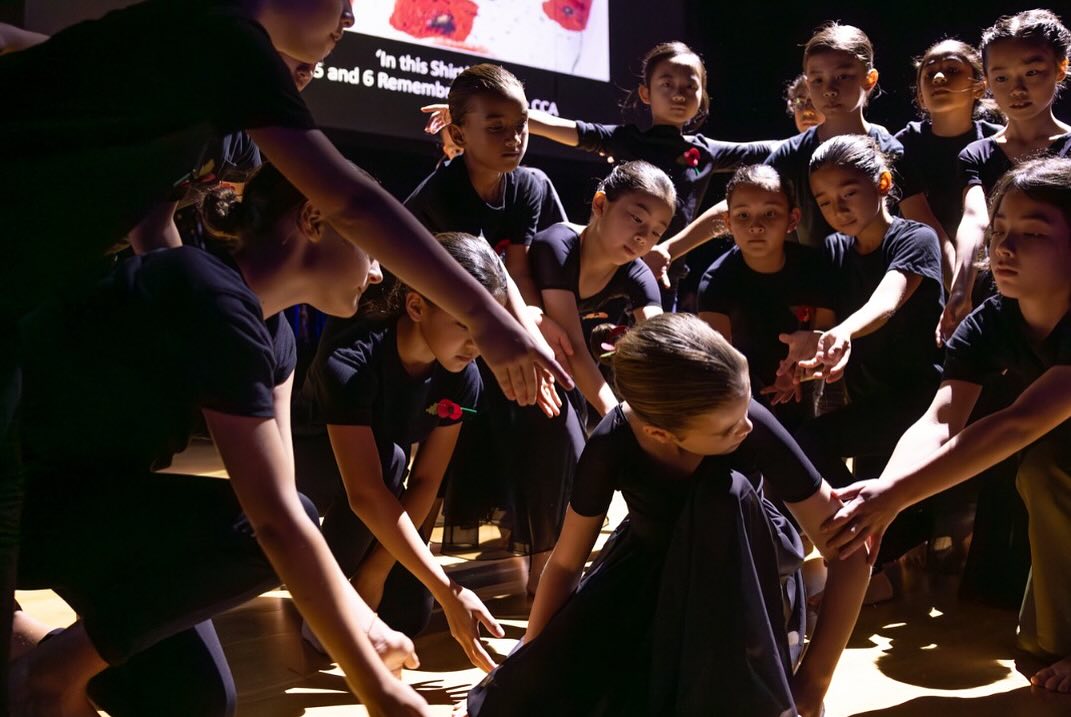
792,305,815,325
427,399,471,421
494,239,511,256
680,147,701,168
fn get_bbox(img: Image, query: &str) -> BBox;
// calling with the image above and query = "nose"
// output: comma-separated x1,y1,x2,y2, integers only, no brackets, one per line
366,258,383,285
737,417,754,439
339,1,355,30
933,71,946,85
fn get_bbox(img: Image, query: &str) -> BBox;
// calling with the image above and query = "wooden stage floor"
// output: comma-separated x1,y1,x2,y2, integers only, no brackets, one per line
15,441,1071,716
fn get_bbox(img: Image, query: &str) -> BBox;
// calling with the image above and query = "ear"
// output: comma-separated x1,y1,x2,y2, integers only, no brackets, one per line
298,201,323,241
864,68,879,92
641,423,677,445
637,83,652,106
1057,58,1069,84
591,190,609,218
447,123,466,149
786,206,802,233
404,291,426,322
877,170,893,196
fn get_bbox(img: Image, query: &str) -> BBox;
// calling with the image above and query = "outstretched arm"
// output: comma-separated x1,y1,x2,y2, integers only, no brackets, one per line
248,126,572,404
940,185,989,343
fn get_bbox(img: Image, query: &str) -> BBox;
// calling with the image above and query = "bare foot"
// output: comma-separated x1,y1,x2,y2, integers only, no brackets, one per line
1031,655,1071,693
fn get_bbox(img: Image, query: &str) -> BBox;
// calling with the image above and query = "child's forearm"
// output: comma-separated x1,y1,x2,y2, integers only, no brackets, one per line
524,562,581,641
662,200,728,260
794,549,869,697
527,109,580,146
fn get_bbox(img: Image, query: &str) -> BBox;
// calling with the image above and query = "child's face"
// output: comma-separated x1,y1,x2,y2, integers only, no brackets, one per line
669,386,753,456
918,54,982,118
451,92,529,173
727,184,799,262
266,0,353,65
591,190,673,265
640,54,704,127
303,207,383,317
409,297,494,373
985,40,1067,122
989,188,1071,302
804,50,877,118
790,91,825,133
810,165,885,236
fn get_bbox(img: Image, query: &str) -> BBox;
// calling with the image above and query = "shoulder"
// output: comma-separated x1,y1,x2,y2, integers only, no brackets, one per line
959,136,995,163
946,295,1007,355
870,124,904,155
313,320,392,389
893,120,925,144
509,165,558,199
978,120,1004,138
141,247,257,312
532,222,580,252
766,129,812,162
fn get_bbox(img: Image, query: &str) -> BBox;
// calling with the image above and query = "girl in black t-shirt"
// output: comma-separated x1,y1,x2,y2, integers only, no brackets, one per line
13,165,433,717
895,39,1002,289
786,135,944,575
698,165,835,431
296,233,507,671
529,161,670,418
943,9,1071,342
467,314,868,717
823,156,1071,693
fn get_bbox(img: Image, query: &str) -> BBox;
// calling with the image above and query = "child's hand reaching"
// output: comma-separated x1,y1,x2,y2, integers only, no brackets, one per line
799,327,852,383
759,371,802,405
421,104,451,135
776,330,822,383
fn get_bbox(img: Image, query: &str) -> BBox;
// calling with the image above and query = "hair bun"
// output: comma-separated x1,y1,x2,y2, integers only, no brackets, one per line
200,185,244,241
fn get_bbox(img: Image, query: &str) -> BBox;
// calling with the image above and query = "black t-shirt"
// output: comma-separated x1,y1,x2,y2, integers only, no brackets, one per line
958,133,1071,197
569,402,822,528
765,126,904,248
944,296,1071,443
574,122,780,238
302,317,480,456
697,243,834,389
0,0,315,317
824,218,944,398
895,120,1002,238
404,157,567,247
529,222,662,316
18,247,296,473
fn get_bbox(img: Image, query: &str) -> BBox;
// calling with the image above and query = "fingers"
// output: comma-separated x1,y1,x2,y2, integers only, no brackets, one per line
836,527,871,559
535,351,574,390
829,345,851,376
508,363,535,406
556,332,575,357
404,646,421,671
493,366,517,402
467,636,497,673
865,532,884,566
478,608,506,639
659,266,671,289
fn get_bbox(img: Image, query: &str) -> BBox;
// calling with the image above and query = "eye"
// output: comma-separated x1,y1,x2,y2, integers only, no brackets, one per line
993,75,1007,83
734,211,749,220
764,210,778,218
1026,69,1040,77
629,213,643,224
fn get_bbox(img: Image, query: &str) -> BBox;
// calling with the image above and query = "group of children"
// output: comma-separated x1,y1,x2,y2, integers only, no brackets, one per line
2,2,1071,716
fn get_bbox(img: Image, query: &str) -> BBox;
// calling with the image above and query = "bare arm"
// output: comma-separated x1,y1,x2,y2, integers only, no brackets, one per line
329,423,503,671
0,23,48,54
203,410,424,711
542,289,618,416
661,199,729,261
526,108,580,147
899,194,954,289
127,201,182,254
524,507,604,642
784,483,870,714
247,126,571,403
941,185,989,342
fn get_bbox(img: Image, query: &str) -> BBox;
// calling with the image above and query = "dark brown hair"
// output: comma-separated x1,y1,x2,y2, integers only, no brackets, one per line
980,9,1071,73
448,63,527,125
784,73,810,117
201,163,305,251
597,160,677,209
612,313,748,434
726,164,797,210
804,22,875,70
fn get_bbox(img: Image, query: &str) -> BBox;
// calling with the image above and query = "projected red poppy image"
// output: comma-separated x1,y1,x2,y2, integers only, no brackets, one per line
389,0,478,41
542,0,591,31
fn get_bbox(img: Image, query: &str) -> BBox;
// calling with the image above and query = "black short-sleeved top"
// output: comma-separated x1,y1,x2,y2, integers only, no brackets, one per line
18,247,296,473
569,402,822,534
404,158,567,247
574,122,780,238
824,218,944,398
302,318,481,456
697,243,835,389
0,0,315,317
958,133,1071,197
895,120,1002,237
765,126,904,248
529,223,662,316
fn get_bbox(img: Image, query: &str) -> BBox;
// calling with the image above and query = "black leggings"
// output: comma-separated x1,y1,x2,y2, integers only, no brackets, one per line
294,435,434,637
18,469,318,717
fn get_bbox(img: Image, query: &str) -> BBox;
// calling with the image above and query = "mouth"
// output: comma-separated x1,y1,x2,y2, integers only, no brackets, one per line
502,151,521,158
1009,101,1032,110
455,354,477,364
993,264,1018,277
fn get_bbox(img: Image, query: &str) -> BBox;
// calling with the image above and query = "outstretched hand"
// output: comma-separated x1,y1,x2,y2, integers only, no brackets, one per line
643,244,672,289
798,327,851,383
470,310,574,406
441,584,506,672
776,330,821,383
821,478,901,563
421,104,451,135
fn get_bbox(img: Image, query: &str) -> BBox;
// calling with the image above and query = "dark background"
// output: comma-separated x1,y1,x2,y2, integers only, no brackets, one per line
6,1,1069,226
